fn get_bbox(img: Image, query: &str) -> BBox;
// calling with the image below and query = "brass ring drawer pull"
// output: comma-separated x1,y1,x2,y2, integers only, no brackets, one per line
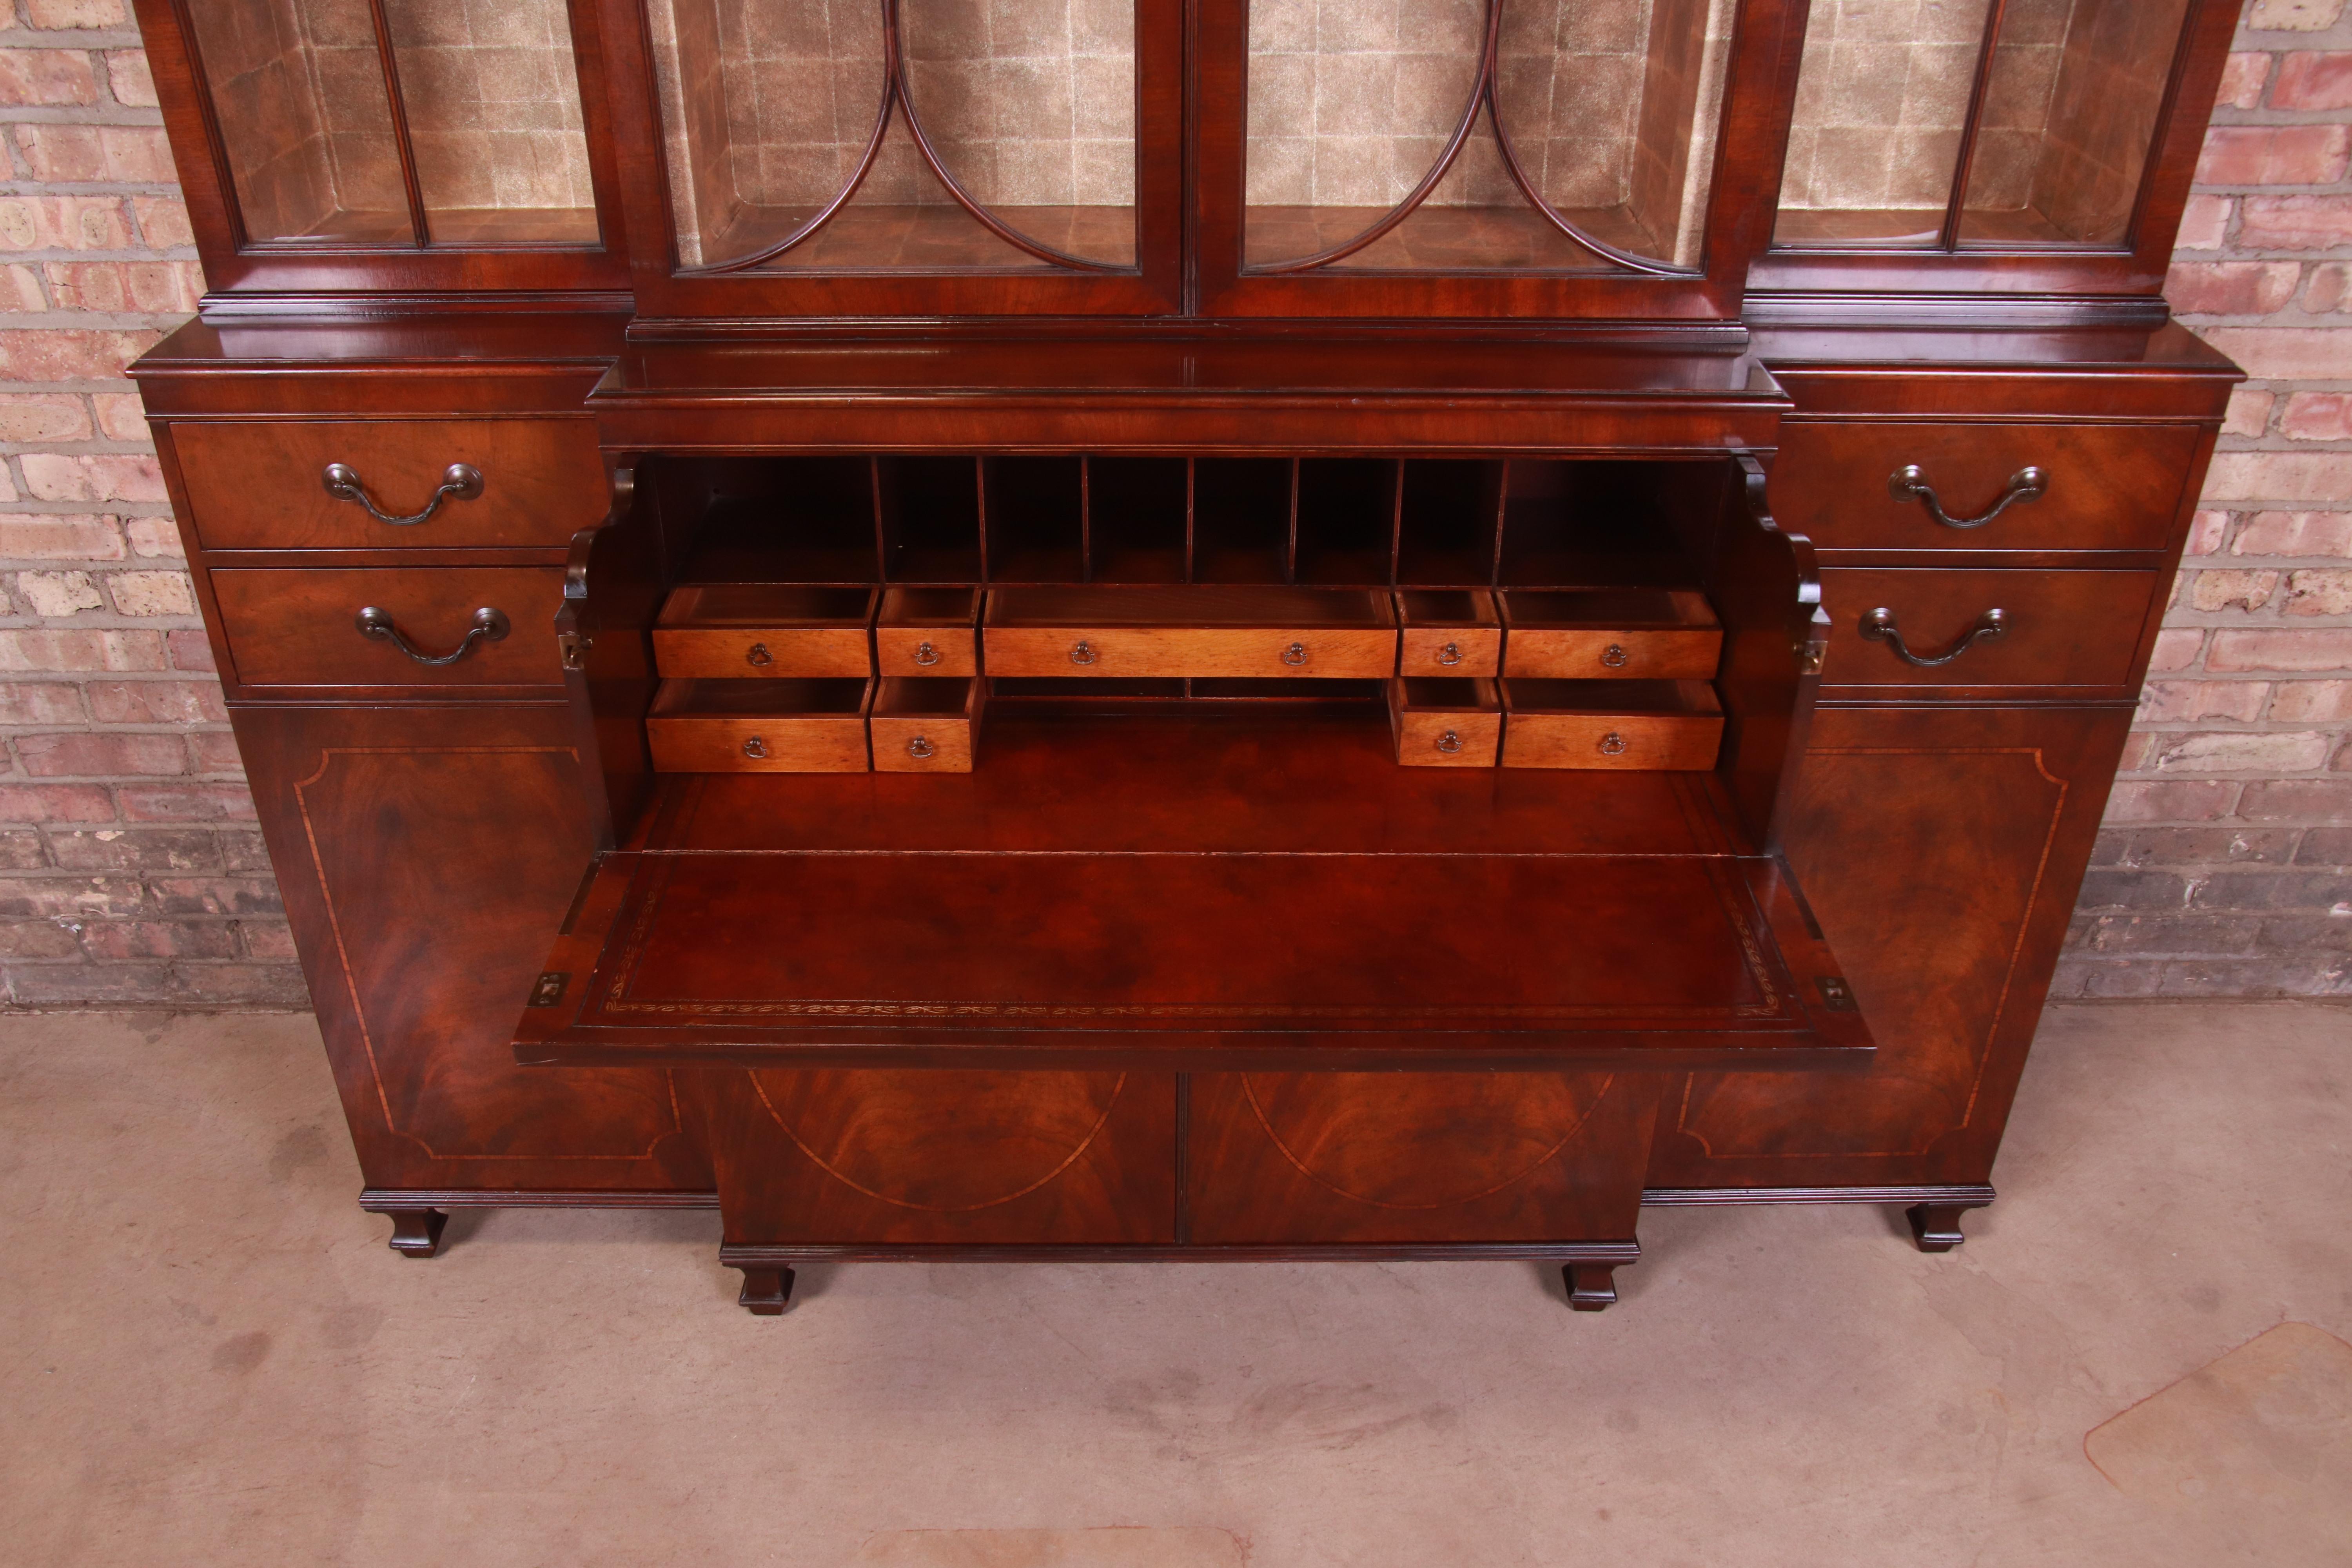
746,642,772,667
1599,732,1628,756
1601,643,1629,668
1282,642,1309,666
354,605,509,666
323,461,484,526
1862,606,2008,667
913,641,940,666
1888,465,2048,530
1069,639,1096,665
907,736,935,760
1436,730,1463,755
1437,641,1463,666
743,736,768,759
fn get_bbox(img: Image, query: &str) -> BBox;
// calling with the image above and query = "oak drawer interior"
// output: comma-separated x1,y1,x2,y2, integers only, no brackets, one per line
1501,679,1725,771
645,677,875,772
652,585,877,679
1500,589,1722,679
982,584,1399,679
1396,589,1502,676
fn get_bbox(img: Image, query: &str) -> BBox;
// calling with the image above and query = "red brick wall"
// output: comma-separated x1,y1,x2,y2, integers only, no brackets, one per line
0,0,301,1005
0,0,2340,1007
2061,0,2352,998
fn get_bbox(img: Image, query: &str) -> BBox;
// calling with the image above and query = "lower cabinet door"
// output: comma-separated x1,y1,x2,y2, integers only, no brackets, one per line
1650,702,2134,1190
688,1069,1179,1245
235,702,707,1192
1186,1072,1659,1244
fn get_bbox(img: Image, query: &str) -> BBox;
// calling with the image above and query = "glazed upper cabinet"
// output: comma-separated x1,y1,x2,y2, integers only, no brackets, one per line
1757,0,2243,299
137,0,632,293
139,0,2241,314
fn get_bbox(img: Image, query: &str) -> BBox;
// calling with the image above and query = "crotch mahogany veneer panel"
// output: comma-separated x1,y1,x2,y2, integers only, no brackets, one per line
1187,1071,1661,1244
686,1069,1178,1245
514,713,1872,1071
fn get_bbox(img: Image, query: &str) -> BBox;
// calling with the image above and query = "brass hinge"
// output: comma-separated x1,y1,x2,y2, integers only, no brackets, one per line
1815,976,1858,1013
557,631,593,671
1795,638,1825,676
528,971,570,1008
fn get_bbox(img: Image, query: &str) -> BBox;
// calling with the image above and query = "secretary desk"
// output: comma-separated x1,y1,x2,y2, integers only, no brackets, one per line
129,0,2243,1312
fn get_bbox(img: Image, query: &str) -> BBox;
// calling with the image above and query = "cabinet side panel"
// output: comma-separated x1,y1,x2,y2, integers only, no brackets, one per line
236,702,705,1190
1651,703,2132,1188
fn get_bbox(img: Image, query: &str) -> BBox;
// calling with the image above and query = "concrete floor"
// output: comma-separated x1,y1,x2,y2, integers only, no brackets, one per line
2,1004,2347,1567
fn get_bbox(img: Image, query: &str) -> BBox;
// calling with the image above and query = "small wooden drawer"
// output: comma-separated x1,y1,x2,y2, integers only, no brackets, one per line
1395,589,1501,676
1771,421,2203,553
210,566,566,689
1388,678,1501,767
171,419,604,550
1500,679,1723,771
1817,567,2158,691
1500,589,1721,680
653,586,876,679
875,587,980,677
983,585,1397,679
645,678,874,773
870,677,986,772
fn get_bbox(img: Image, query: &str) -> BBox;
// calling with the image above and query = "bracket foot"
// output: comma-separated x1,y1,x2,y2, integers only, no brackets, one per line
736,1265,795,1316
1906,1201,1989,1254
1564,1263,1619,1312
382,1208,447,1259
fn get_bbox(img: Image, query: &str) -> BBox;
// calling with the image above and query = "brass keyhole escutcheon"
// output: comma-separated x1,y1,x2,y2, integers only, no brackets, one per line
1069,639,1096,666
746,642,773,667
1438,641,1463,666
913,641,940,666
1599,732,1628,756
1601,644,1629,668
907,736,935,760
1436,730,1463,754
1282,642,1308,666
744,736,769,759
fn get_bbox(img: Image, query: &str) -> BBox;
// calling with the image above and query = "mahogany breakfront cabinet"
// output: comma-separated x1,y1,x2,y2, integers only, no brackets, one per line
128,0,2242,1313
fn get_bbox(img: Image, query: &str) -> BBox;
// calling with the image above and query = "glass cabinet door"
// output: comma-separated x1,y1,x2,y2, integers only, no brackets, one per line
1775,0,2196,253
183,0,605,249
1241,0,1738,274
643,0,1140,272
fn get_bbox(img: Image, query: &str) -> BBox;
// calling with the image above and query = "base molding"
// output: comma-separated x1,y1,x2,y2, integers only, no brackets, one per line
1642,1183,1996,1208
356,1185,1994,1213
717,1240,1642,1265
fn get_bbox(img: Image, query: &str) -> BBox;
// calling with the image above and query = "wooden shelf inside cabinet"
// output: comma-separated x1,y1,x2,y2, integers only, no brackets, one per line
514,711,1874,1073
984,586,1398,680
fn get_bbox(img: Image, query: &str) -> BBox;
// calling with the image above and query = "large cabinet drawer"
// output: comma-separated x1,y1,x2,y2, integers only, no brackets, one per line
1772,422,2201,552
212,567,568,689
172,419,605,550
1818,567,2158,693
